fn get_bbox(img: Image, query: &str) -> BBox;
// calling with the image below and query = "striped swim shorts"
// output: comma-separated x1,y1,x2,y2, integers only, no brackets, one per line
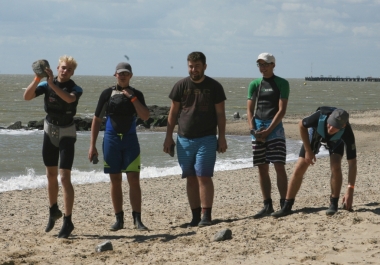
251,120,286,166
251,138,287,166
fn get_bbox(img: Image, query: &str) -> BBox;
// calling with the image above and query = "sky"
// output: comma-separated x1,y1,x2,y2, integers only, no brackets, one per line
1,0,379,78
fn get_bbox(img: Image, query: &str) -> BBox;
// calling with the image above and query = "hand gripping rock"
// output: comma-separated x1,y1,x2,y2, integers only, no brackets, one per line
32,59,50,78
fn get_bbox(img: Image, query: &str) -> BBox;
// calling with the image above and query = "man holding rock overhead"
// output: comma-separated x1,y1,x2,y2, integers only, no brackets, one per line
23,55,82,238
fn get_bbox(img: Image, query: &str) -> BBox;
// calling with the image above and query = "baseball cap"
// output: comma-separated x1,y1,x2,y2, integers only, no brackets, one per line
115,62,132,75
257,53,275,64
327,109,349,129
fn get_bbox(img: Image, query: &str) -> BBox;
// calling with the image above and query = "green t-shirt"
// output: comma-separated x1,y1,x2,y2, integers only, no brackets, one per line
247,75,289,120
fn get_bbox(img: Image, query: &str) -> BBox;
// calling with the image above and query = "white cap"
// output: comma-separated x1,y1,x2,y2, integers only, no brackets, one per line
257,53,275,64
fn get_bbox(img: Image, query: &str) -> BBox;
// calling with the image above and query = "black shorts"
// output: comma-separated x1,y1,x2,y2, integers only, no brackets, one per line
299,140,344,158
42,133,76,170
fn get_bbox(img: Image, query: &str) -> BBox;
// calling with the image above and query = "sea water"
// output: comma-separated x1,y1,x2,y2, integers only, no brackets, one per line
1,75,378,192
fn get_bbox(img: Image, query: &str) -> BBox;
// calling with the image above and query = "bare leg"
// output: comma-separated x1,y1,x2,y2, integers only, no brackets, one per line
127,172,148,230
45,166,63,233
274,163,288,199
271,157,310,218
286,157,310,199
258,164,271,199
127,172,141,212
198,176,214,208
186,176,201,209
197,176,214,226
46,166,59,206
330,154,343,198
60,169,74,216
110,173,123,213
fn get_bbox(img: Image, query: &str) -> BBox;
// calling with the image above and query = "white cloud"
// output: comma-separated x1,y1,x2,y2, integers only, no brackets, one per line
352,26,374,36
282,3,302,11
254,15,289,37
307,19,347,34
0,0,379,77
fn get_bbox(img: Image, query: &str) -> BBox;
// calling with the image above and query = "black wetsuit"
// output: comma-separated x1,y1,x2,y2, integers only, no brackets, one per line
35,78,83,169
299,110,356,160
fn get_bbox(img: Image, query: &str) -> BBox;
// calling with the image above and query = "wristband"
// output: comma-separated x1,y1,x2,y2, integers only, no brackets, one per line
130,96,137,103
348,185,354,189
34,77,41,82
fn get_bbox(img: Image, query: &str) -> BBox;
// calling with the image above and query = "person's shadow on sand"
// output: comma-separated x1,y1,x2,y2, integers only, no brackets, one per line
355,202,380,215
81,231,196,242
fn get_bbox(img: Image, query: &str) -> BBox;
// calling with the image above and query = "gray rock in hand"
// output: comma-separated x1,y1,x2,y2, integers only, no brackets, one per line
32,59,50,78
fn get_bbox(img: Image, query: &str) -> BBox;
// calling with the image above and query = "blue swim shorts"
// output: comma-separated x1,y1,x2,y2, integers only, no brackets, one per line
251,119,285,142
102,131,141,174
177,135,217,178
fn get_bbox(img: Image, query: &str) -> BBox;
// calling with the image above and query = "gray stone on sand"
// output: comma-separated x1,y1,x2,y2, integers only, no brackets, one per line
32,59,50,78
95,240,113,252
212,228,232,242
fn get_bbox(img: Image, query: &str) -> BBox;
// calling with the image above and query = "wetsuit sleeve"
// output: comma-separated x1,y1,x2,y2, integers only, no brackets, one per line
341,124,357,160
34,81,48,97
134,90,147,107
274,76,290,99
302,111,320,128
71,85,83,100
94,88,112,118
247,78,261,100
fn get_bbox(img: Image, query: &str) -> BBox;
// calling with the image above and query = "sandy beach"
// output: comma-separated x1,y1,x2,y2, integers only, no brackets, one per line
1,110,380,265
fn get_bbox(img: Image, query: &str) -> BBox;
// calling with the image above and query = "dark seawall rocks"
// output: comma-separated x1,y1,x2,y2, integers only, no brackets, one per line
2,105,171,131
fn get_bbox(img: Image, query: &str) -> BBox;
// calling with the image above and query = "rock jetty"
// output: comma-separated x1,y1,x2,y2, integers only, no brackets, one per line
2,105,171,131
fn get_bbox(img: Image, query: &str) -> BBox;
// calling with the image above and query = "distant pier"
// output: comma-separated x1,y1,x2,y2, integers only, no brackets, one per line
305,76,380,82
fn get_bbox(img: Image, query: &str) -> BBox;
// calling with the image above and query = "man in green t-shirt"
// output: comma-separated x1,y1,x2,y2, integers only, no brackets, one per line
247,52,290,218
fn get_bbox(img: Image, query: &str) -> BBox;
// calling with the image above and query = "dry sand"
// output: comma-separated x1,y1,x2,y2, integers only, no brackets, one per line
1,110,380,265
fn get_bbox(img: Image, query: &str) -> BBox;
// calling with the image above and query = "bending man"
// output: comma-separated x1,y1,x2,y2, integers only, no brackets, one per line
272,107,357,217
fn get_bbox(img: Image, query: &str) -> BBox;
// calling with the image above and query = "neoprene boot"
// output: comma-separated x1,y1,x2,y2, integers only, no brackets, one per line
253,198,274,219
271,199,294,218
198,208,212,227
188,207,202,227
45,203,63,233
110,211,124,231
280,198,286,209
58,214,74,238
326,197,339,216
133,211,148,231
